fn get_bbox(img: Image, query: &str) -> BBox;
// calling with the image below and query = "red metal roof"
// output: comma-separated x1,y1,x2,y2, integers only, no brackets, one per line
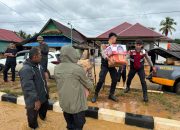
97,22,132,38
0,29,23,42
118,23,163,37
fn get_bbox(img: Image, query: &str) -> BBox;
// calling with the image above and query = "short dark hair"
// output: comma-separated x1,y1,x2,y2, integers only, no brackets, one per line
135,39,143,44
109,32,117,39
29,47,40,59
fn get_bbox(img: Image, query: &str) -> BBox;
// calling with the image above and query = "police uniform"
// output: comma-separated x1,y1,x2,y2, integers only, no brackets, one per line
125,49,153,102
91,43,118,103
3,48,17,82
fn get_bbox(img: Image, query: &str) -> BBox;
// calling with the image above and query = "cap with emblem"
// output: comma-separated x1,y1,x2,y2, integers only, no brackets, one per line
37,36,44,41
135,39,143,44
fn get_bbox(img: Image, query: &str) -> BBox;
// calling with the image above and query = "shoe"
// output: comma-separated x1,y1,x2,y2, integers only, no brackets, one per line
39,115,46,121
108,95,118,102
91,94,98,103
143,97,149,102
124,87,130,93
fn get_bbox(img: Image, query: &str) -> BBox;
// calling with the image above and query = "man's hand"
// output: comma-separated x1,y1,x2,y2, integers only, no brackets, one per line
34,100,41,111
152,66,156,73
6,53,15,57
4,53,11,57
9,53,15,57
107,57,115,65
84,88,90,98
44,72,49,80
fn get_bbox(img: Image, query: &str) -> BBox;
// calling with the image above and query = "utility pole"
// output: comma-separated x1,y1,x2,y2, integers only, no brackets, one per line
67,22,73,46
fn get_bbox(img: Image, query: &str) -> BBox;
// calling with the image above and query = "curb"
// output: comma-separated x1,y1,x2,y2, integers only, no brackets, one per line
0,92,180,130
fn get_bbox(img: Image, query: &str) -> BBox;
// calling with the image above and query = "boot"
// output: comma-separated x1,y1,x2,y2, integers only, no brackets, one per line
143,92,148,102
124,87,130,93
91,94,98,103
143,97,148,102
108,94,118,102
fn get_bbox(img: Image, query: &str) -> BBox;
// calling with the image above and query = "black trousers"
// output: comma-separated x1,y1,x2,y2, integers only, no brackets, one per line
126,67,148,99
26,100,49,129
95,65,117,95
40,57,48,72
63,111,86,130
3,62,16,81
117,66,126,83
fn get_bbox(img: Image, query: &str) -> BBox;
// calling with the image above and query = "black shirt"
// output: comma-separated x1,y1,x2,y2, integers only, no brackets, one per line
5,48,18,63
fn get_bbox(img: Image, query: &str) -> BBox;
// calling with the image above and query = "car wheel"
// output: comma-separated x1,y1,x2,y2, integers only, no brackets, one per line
162,85,171,92
0,64,5,73
175,82,180,95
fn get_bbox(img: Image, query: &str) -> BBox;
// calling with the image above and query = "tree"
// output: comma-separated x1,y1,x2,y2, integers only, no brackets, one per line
174,39,180,44
159,17,177,36
15,30,33,39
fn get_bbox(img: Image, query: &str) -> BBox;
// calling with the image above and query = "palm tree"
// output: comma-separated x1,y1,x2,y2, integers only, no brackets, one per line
15,30,32,39
159,17,177,36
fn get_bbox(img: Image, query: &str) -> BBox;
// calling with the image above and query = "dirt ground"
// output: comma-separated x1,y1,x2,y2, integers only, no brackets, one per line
0,102,146,130
93,65,160,90
0,65,180,121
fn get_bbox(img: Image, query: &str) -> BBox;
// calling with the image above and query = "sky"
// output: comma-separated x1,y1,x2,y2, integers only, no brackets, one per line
0,0,180,38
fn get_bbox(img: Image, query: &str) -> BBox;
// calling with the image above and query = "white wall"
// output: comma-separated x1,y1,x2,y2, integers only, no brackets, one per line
155,42,168,64
158,42,168,49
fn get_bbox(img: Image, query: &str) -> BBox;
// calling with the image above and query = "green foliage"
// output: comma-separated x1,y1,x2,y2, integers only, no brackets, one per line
159,17,177,36
15,30,37,40
174,39,180,44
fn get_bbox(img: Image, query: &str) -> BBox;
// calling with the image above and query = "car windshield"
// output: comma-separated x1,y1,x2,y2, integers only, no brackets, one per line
55,54,60,61
16,53,26,60
48,54,54,59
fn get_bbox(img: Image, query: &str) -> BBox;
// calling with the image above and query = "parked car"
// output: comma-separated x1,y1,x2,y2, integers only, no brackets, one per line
0,50,60,78
147,47,180,94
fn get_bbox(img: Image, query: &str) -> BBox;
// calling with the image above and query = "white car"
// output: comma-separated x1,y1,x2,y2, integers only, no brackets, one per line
0,50,60,78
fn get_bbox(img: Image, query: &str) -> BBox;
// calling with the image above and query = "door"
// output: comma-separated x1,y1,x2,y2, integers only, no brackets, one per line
16,52,28,71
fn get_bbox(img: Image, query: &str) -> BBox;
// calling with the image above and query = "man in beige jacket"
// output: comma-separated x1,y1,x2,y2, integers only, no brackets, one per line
54,46,93,130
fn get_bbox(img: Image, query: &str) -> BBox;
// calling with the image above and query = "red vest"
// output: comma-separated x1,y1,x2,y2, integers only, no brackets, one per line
130,49,146,70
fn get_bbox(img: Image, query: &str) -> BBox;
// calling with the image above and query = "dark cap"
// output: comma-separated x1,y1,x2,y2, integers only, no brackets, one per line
135,39,143,44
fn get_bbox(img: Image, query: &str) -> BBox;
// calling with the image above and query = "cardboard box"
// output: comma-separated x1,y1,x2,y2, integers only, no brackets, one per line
78,59,92,71
105,44,127,67
174,61,180,66
166,58,176,65
108,54,127,67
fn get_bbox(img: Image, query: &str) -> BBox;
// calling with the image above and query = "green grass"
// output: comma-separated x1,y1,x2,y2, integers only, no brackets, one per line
149,93,179,113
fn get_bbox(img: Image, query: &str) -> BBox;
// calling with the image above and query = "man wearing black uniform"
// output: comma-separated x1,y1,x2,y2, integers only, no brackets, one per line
3,43,18,82
124,39,155,102
117,65,126,87
37,36,49,79
91,33,118,103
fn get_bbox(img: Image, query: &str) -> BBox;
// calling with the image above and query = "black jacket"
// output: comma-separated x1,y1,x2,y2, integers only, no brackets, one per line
19,59,49,107
39,43,49,72
5,48,18,64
